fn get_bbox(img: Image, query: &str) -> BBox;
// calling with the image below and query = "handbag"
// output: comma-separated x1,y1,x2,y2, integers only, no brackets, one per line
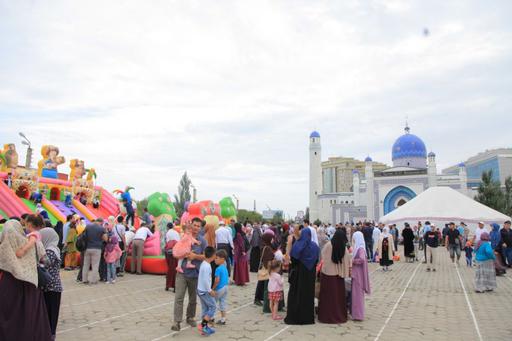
76,229,88,252
36,248,52,289
114,225,125,251
165,240,178,255
257,246,270,281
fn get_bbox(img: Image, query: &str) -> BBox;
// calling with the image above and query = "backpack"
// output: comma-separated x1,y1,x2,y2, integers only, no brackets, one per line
76,230,88,252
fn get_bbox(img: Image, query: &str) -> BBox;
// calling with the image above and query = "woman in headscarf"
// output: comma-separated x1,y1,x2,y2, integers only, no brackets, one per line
284,227,319,325
254,233,274,306
474,232,497,292
489,223,507,275
233,223,250,286
318,229,351,324
402,223,415,262
351,231,371,321
40,227,63,339
377,226,395,271
249,224,262,272
0,220,52,340
64,220,79,270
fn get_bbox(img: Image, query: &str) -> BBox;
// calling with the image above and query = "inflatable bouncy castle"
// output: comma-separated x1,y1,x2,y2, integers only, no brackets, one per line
0,143,120,224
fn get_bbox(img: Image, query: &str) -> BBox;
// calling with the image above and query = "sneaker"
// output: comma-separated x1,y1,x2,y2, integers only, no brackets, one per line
171,322,180,331
432,269,436,272
426,268,431,272
186,318,197,327
217,320,226,325
254,300,263,306
201,326,215,336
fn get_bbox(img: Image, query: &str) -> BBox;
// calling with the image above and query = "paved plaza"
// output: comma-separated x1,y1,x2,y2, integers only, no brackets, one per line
56,249,512,341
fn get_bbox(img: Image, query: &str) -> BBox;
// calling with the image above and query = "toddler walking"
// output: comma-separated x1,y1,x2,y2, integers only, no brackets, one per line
105,231,122,284
268,260,284,320
464,241,474,267
173,225,200,273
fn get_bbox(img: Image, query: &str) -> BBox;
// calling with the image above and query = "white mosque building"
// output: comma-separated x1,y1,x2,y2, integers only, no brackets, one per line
309,125,475,224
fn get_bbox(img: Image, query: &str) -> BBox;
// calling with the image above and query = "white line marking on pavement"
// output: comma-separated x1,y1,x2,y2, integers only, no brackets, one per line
57,301,171,334
61,285,162,308
151,301,254,341
374,259,422,341
455,265,483,341
263,325,290,341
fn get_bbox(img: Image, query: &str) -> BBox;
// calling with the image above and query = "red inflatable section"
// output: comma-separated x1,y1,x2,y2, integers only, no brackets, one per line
124,256,167,275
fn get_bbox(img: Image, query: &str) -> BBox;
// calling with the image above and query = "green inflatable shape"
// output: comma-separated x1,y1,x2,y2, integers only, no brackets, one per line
219,197,237,218
147,192,177,219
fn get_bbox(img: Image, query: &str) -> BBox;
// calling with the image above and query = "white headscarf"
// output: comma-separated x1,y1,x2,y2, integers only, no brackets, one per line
352,231,366,255
40,227,61,261
382,226,391,238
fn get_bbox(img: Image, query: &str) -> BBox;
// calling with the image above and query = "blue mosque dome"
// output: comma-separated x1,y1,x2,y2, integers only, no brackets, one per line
392,126,427,161
310,131,320,138
364,156,372,162
459,162,465,167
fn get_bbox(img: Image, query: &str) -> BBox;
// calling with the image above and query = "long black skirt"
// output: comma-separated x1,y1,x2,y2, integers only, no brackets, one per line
318,273,347,324
0,271,52,341
284,259,316,325
249,246,260,272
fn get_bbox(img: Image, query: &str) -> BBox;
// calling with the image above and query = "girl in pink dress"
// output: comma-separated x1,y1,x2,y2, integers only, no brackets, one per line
15,214,43,259
172,226,199,273
268,260,284,320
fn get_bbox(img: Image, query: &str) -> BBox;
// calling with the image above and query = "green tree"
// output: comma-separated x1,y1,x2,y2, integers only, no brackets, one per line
475,170,505,213
504,176,512,216
174,172,192,218
271,211,284,225
136,197,148,217
237,209,263,224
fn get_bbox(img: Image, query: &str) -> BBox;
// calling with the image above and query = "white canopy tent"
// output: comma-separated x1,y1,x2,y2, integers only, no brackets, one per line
379,186,511,233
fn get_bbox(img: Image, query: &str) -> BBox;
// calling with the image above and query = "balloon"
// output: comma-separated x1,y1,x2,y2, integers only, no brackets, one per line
219,197,237,218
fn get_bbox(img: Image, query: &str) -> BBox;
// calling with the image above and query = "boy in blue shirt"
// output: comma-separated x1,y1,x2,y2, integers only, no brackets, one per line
197,246,217,336
213,249,229,325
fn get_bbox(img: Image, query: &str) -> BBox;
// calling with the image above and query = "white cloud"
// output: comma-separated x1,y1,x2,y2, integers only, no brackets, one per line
1,0,511,217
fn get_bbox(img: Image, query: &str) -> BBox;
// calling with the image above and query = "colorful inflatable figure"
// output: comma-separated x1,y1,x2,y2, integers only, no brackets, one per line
38,145,65,178
0,144,18,172
147,192,177,252
69,159,86,180
219,196,237,220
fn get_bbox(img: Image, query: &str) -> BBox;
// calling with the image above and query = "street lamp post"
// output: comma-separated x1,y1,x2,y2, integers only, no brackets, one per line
232,194,239,210
19,132,32,169
191,184,197,203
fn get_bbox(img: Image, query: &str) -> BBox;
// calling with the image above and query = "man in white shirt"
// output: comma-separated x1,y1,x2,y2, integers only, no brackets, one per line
303,219,319,246
113,216,127,276
215,221,234,275
131,224,153,274
473,222,487,244
326,224,336,239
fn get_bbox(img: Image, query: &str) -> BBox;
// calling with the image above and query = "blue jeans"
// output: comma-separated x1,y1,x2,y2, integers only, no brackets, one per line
215,286,228,312
503,247,512,266
198,291,216,319
107,262,116,282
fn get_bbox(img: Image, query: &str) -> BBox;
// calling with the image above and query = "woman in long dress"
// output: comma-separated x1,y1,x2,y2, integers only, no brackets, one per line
318,229,351,324
377,227,395,271
0,220,52,341
254,233,274,306
284,227,319,325
474,232,497,292
233,223,250,286
249,224,262,272
351,231,371,321
402,223,415,262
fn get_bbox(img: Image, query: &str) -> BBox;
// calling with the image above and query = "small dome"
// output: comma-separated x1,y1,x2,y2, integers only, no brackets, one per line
459,162,465,167
310,131,320,138
365,156,372,162
392,128,427,161
428,151,436,157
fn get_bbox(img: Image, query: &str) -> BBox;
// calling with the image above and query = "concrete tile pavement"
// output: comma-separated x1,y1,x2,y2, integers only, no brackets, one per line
57,248,512,341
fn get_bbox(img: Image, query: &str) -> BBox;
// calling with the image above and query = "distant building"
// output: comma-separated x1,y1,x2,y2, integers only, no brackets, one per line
309,125,473,224
443,148,512,188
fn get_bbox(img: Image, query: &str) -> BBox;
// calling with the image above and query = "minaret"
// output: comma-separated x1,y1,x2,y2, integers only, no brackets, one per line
459,162,468,195
365,156,375,221
309,131,322,222
428,152,437,187
352,170,360,205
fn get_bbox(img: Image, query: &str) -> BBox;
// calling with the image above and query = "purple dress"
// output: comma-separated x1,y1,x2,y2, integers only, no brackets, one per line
233,233,250,285
351,248,371,320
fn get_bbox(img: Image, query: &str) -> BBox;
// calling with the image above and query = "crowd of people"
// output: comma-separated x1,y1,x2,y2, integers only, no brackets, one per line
1,208,511,339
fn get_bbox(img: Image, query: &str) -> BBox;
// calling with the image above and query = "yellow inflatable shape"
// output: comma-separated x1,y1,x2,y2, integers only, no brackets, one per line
204,215,220,230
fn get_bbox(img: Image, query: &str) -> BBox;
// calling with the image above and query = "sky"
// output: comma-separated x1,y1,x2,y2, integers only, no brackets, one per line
1,0,511,218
